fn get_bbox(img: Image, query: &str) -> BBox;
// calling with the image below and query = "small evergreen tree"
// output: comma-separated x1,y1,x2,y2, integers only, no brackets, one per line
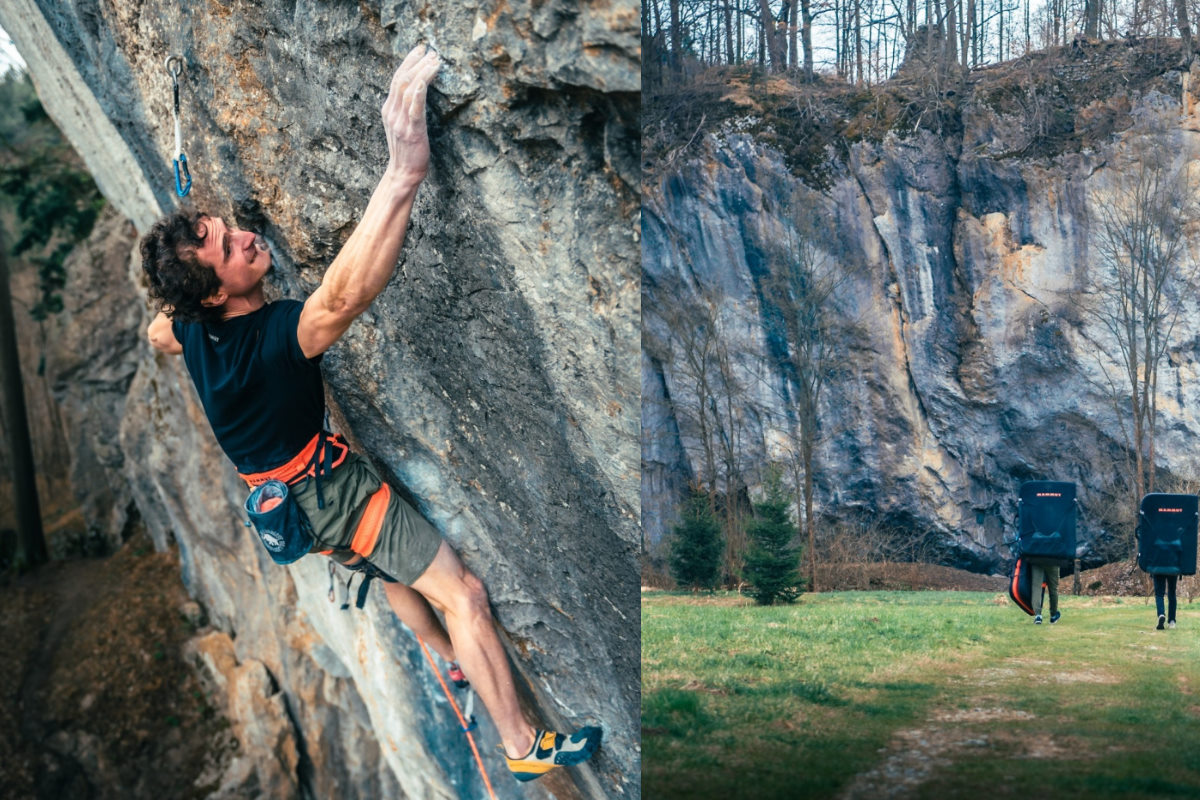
669,491,723,590
743,468,803,605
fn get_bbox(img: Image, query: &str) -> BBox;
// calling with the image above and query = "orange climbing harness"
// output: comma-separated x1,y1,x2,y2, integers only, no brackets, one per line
417,637,498,800
238,431,349,487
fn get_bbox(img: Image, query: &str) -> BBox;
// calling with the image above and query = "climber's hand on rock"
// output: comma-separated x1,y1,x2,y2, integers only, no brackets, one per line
382,44,440,187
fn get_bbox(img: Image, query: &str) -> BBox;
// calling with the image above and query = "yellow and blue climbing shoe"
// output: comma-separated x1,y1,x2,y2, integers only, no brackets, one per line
505,726,602,782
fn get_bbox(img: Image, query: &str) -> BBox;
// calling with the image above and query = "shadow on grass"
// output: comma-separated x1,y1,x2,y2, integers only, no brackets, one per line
1083,777,1200,796
643,688,715,738
849,679,939,718
643,679,852,739
643,730,888,800
725,679,849,706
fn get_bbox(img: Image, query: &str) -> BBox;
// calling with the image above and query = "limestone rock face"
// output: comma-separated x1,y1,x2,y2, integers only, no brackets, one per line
644,77,1200,573
4,1,639,797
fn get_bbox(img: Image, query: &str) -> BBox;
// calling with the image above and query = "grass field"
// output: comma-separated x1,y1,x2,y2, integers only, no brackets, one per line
643,589,1200,799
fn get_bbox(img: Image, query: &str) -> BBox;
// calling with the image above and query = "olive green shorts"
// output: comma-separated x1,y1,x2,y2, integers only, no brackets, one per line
290,452,442,585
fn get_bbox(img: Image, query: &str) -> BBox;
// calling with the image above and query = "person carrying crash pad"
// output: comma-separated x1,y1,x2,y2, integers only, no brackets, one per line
139,44,601,783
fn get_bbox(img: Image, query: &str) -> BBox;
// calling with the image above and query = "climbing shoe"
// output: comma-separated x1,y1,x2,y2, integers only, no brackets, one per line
1034,614,1042,624
1158,614,1166,630
1050,611,1061,624
505,726,602,782
447,661,469,689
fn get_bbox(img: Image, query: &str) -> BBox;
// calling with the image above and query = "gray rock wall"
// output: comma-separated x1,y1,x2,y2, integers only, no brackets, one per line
4,1,639,797
643,75,1200,573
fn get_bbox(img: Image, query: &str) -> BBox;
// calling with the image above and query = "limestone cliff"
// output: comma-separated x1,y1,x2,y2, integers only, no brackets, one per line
3,1,639,797
644,46,1200,573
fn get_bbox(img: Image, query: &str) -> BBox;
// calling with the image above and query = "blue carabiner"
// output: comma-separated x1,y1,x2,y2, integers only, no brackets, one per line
174,153,192,197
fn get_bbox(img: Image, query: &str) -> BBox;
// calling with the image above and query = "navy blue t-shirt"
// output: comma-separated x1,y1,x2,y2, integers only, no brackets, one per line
172,300,325,474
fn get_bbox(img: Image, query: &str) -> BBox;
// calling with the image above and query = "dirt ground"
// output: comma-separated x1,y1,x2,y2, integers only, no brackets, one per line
0,529,235,800
816,562,1009,592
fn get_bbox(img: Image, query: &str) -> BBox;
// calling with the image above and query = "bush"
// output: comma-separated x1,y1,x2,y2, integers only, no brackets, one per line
743,470,803,605
669,492,723,591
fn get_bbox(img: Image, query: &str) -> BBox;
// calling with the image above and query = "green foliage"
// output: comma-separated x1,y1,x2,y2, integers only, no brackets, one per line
0,70,104,320
669,491,724,591
743,468,804,605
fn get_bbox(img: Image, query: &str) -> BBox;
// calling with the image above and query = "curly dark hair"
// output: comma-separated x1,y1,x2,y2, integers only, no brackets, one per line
140,209,225,324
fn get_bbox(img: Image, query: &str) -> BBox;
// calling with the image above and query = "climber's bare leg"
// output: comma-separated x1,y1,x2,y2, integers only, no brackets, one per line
335,553,456,662
381,580,455,662
410,541,535,758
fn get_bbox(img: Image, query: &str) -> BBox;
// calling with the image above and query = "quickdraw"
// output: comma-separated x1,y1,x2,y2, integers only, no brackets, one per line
165,55,192,197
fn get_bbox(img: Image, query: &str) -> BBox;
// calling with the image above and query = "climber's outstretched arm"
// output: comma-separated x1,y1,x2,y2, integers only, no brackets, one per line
297,45,441,360
148,310,182,354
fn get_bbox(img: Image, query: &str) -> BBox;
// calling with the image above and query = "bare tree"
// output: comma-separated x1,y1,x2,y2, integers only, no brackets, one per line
764,196,857,591
1085,0,1103,37
656,280,752,581
758,0,788,70
800,0,816,78
1086,122,1200,557
671,0,683,69
1175,0,1193,64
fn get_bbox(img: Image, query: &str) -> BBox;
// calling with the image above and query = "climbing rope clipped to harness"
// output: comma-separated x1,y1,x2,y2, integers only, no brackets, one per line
165,55,192,197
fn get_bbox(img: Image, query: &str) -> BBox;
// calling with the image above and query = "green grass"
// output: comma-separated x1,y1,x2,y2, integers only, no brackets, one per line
643,590,1200,799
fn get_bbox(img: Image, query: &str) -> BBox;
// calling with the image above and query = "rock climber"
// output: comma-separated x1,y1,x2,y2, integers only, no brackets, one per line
139,44,600,782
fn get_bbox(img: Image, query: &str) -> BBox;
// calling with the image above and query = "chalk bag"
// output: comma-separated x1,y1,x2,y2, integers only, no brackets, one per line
245,479,314,565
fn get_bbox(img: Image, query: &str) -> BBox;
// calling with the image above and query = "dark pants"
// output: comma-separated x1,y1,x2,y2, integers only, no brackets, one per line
1154,575,1178,621
1029,562,1059,615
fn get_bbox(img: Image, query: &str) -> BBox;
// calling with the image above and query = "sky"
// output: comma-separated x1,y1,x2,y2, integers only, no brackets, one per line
0,25,26,75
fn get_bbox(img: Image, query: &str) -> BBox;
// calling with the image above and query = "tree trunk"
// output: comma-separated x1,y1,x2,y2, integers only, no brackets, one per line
789,0,799,70
724,0,735,63
945,0,958,68
801,0,814,78
759,11,767,65
1024,0,1030,54
854,0,864,84
968,0,977,67
759,0,785,71
0,228,47,569
1176,0,1194,64
1086,0,1101,39
729,0,739,61
669,0,681,70
804,436,816,592
998,0,1005,61
960,0,969,69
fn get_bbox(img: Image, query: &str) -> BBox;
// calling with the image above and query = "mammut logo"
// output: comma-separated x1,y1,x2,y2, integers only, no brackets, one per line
260,530,286,551
1036,493,1063,498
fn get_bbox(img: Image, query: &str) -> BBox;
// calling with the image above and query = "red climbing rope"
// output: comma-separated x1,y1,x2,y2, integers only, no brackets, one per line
417,637,498,800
